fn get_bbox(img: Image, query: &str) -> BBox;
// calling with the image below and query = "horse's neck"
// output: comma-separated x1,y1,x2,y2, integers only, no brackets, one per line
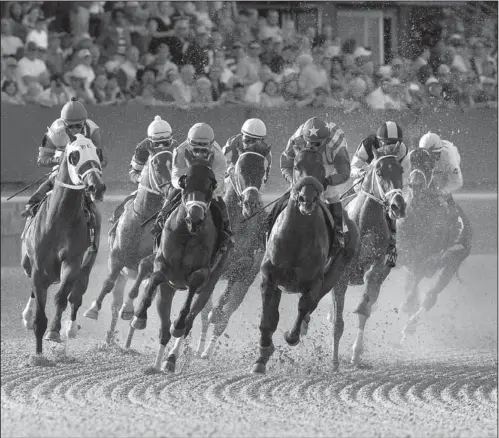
134,166,165,213
225,184,242,220
48,163,85,217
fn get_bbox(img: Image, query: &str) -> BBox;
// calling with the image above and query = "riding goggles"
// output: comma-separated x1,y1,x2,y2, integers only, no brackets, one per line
152,138,173,147
65,122,85,131
242,135,260,145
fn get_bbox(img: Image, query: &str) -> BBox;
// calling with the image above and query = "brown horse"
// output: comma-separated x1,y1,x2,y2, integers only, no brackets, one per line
83,149,173,343
252,149,359,374
21,134,106,356
197,151,267,358
329,147,406,368
129,162,232,373
397,148,472,342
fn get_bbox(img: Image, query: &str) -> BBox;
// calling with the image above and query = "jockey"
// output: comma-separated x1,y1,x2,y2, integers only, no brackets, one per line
266,116,351,244
21,97,107,219
151,122,235,252
418,131,463,237
110,115,177,224
222,118,272,183
349,121,410,268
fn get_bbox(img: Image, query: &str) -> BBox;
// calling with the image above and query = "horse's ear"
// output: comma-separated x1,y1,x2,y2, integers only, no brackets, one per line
68,151,80,166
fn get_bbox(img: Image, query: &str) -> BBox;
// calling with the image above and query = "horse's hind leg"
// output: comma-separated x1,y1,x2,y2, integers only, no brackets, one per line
121,254,154,320
351,262,390,366
401,271,422,315
46,260,80,342
147,283,174,374
331,278,348,371
252,262,281,374
105,274,127,343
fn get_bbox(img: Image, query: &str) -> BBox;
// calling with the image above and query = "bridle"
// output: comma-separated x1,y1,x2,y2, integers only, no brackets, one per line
408,148,434,190
227,152,265,206
360,155,403,211
55,150,102,191
138,150,172,197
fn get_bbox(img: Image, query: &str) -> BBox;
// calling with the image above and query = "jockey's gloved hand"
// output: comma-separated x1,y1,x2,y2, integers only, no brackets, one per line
178,175,187,189
323,176,332,190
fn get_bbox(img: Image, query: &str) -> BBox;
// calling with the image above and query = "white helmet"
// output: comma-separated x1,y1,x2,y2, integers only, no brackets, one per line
419,131,443,152
147,115,173,143
241,118,266,139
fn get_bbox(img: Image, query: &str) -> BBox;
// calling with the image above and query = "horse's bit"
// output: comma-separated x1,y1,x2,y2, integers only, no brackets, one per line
360,155,403,210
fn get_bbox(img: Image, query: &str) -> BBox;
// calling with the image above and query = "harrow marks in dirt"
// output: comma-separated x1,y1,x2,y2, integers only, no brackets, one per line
1,341,496,438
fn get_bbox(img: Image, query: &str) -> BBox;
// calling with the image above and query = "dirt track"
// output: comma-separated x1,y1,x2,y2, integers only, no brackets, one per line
1,253,497,438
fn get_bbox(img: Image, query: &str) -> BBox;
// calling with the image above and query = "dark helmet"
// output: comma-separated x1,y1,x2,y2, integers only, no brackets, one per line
376,121,403,144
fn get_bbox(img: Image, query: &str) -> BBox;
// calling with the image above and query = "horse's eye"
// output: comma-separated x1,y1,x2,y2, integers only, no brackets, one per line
376,168,382,176
298,195,305,203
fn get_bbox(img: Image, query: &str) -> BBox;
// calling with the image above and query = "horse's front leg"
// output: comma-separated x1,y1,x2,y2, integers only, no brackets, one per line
331,277,348,371
252,260,281,374
120,253,154,320
197,295,213,356
131,254,167,330
400,270,422,315
22,290,36,330
31,269,49,356
46,260,81,343
351,260,391,366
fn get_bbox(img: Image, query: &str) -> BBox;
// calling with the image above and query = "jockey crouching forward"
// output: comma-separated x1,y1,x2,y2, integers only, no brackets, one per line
110,115,177,224
266,116,351,246
222,118,272,182
418,131,463,242
350,121,410,267
151,122,235,253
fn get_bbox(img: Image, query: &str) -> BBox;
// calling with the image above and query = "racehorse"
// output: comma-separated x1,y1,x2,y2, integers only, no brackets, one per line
129,162,232,373
252,148,359,374
83,148,173,343
329,146,406,367
197,151,267,359
397,148,472,341
21,134,106,356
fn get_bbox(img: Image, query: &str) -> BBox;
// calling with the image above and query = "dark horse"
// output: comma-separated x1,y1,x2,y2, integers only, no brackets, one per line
83,149,173,343
328,146,406,368
252,148,359,374
397,148,472,342
21,134,106,356
197,151,267,358
129,162,232,373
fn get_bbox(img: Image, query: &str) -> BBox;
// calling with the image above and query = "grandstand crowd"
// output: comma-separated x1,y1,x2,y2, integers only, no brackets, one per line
1,1,497,111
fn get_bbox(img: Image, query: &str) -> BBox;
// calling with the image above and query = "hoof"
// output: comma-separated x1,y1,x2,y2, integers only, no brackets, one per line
83,302,99,320
66,322,80,339
164,355,176,373
332,361,340,372
105,330,117,344
45,330,61,343
284,331,300,347
170,323,185,338
144,366,161,375
119,303,134,321
252,363,266,374
130,316,147,330
200,351,209,360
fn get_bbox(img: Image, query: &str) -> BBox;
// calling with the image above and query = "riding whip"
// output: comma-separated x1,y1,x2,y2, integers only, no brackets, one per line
6,171,53,200
339,178,363,201
239,189,290,224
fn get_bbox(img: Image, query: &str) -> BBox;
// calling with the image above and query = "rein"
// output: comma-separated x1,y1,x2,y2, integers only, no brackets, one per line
360,155,403,211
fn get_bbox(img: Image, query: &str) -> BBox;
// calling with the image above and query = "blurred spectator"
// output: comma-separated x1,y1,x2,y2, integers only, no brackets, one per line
1,79,24,104
104,72,125,104
1,56,22,90
215,6,235,44
224,41,245,74
406,83,426,112
44,33,65,75
281,75,301,102
245,65,274,104
90,71,108,103
123,2,149,53
95,8,131,62
193,75,215,106
330,55,347,98
154,1,175,31
211,51,233,85
259,78,287,108
170,64,197,106
195,2,214,30
267,36,285,74
260,10,282,41
366,76,405,110
437,64,461,106
449,34,471,74
17,42,48,91
1,18,23,58
207,63,226,101
7,2,27,40
210,31,225,54
425,76,445,109
153,78,175,103
236,40,262,85
37,73,71,107
22,76,44,104
280,45,299,78
281,19,297,46
352,46,374,91
297,53,327,97
220,81,248,106
184,26,211,76
116,45,143,92
151,42,177,80
67,49,95,89
343,75,368,112
26,15,49,50
412,46,431,71
22,5,42,32
89,2,106,38
66,65,96,104
259,36,275,66
470,39,488,79
474,76,497,108
390,58,405,83
341,38,357,71
69,2,90,40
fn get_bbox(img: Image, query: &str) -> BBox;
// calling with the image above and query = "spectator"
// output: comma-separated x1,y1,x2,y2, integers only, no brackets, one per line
195,1,214,30
296,53,327,97
1,18,23,58
481,57,497,82
390,58,405,83
473,76,497,108
104,72,125,104
90,71,108,103
260,9,282,42
236,40,262,85
210,31,225,55
352,46,374,91
470,39,488,79
224,41,245,74
22,76,44,104
406,83,426,112
297,86,341,109
425,76,445,109
449,34,471,74
281,75,301,102
153,77,174,103
124,1,149,53
44,33,65,75
17,42,48,92
208,63,226,101
96,8,131,62
211,51,233,86
116,45,142,92
7,2,27,40
184,26,211,76
437,64,461,106
154,1,175,31
366,76,405,110
259,36,275,66
170,64,197,106
215,6,235,45
341,38,357,71
245,65,274,104
281,19,297,46
330,55,347,98
193,75,215,106
343,75,368,112
152,42,178,80
66,65,96,104
1,79,24,105
26,16,48,50
280,44,299,78
37,73,71,107
268,35,285,75
68,49,95,90
220,81,248,106
259,78,287,108
22,5,41,32
69,2,91,40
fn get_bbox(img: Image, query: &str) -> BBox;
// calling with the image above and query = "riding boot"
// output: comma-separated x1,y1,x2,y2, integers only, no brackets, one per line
265,191,291,241
385,214,397,268
444,194,462,244
327,202,344,248
110,191,137,224
21,177,54,218
85,194,99,252
213,197,235,251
